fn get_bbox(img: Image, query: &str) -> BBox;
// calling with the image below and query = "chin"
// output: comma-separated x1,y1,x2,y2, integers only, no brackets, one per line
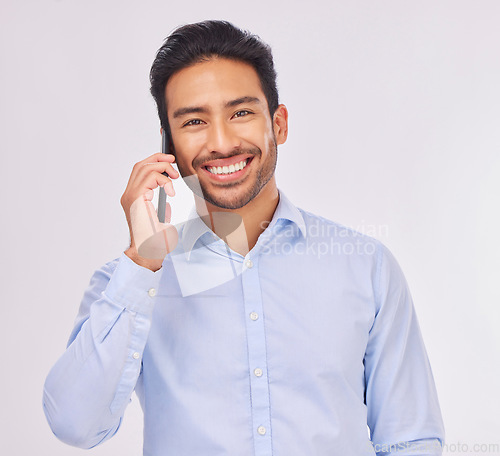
204,175,274,210
202,189,256,210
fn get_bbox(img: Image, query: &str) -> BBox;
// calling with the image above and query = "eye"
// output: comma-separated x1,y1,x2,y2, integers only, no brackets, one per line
184,119,204,127
233,110,251,118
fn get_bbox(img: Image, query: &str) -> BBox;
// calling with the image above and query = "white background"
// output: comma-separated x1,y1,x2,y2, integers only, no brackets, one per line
1,0,499,455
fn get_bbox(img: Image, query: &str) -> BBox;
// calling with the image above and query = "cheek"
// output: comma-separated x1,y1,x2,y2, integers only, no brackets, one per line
240,119,275,146
263,117,277,142
172,135,203,165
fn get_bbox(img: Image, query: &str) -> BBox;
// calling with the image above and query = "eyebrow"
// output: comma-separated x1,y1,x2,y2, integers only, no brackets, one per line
172,96,261,119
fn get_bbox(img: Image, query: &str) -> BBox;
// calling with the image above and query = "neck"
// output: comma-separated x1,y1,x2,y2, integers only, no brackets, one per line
194,179,279,256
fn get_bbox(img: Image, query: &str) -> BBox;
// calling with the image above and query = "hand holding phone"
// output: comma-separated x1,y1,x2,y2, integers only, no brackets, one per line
121,129,179,269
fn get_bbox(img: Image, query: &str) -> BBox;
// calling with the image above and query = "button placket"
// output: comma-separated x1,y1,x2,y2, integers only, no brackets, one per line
241,255,272,452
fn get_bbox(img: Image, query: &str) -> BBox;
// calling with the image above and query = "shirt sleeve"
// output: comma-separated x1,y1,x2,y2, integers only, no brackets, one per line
364,243,445,456
42,252,162,449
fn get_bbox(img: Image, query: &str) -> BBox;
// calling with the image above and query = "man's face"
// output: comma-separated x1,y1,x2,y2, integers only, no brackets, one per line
165,58,287,210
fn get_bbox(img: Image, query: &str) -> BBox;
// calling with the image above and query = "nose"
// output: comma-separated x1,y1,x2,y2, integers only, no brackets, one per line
205,120,241,155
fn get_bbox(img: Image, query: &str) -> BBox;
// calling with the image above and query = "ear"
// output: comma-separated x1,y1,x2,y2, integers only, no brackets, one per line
273,104,289,146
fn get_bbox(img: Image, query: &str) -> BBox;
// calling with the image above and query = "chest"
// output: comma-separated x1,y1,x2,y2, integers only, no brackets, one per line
145,252,375,386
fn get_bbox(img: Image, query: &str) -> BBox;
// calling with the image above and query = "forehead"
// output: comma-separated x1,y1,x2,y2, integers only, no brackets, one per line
165,58,267,114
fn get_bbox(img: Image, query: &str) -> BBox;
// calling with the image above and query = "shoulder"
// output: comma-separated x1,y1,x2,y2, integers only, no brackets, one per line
296,208,411,309
293,206,407,285
296,206,383,253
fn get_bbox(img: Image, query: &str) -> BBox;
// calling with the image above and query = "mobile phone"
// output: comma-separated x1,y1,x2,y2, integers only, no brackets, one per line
157,128,169,223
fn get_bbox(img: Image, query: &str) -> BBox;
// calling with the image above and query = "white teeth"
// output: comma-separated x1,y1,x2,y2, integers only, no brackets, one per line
208,159,248,175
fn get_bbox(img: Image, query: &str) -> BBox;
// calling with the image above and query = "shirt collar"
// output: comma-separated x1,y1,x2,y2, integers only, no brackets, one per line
180,189,306,259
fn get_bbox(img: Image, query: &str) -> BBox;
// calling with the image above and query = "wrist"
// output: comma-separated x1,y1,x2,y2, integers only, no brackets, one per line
124,246,164,272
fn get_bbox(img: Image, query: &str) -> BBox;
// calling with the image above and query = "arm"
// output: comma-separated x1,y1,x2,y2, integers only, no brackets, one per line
42,252,162,449
42,151,178,448
364,244,445,456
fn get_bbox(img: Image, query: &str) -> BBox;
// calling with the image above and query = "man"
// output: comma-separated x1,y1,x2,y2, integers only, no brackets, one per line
43,20,445,455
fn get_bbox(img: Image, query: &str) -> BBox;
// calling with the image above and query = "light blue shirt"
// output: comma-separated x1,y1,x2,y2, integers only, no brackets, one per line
43,190,445,455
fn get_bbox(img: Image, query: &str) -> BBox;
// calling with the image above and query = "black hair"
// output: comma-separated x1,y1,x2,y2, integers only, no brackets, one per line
149,20,279,135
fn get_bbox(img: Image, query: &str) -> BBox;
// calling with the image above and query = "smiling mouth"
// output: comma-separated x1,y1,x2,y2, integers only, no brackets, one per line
205,158,251,175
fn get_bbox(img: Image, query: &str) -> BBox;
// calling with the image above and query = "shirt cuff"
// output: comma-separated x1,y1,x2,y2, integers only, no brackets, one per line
104,252,163,316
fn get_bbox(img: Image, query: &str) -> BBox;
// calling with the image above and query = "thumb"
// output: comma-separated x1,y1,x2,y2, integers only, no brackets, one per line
130,195,178,259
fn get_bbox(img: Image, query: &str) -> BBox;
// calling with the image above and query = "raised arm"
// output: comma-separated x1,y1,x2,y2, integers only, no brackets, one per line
43,151,179,448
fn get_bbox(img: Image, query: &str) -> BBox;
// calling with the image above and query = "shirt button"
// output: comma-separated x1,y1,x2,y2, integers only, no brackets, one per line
245,259,253,269
148,288,156,297
132,352,140,359
249,312,259,321
257,426,266,435
254,368,263,377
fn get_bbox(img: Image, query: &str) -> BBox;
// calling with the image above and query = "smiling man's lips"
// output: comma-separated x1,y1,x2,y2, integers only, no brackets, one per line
202,154,254,169
202,156,253,181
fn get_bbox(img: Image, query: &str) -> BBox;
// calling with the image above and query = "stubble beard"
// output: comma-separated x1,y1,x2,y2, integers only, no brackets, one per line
179,137,278,210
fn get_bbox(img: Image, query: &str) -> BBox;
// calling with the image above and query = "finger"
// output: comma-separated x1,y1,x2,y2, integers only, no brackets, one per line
128,193,179,259
130,196,160,244
138,161,180,179
129,153,177,181
139,152,176,164
123,165,177,212
144,198,159,232
139,171,176,197
163,179,175,197
164,202,172,224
